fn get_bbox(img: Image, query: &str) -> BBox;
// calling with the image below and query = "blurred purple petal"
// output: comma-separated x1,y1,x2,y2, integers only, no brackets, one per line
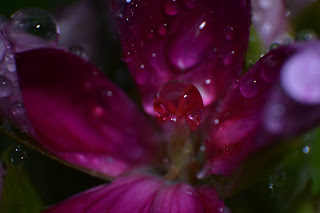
264,42,320,135
15,48,160,177
114,0,251,114
44,174,225,213
204,46,296,176
252,0,290,47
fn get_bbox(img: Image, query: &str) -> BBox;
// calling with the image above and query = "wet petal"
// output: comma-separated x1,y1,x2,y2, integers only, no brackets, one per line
0,31,35,134
15,48,160,177
44,174,225,213
252,0,290,47
204,45,296,176
4,8,60,53
114,0,251,114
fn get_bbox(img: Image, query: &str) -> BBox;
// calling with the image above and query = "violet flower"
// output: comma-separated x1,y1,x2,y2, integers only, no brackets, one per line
0,0,320,212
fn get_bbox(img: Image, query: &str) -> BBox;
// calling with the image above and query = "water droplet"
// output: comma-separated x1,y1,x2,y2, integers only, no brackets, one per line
201,81,211,88
157,23,168,36
69,45,89,60
225,26,234,40
268,182,274,190
200,145,205,152
302,146,310,154
164,0,179,16
126,0,131,3
0,76,13,97
15,145,21,152
295,30,315,41
154,80,204,131
12,101,26,115
147,29,155,39
199,21,206,30
240,77,260,98
123,51,132,62
214,119,219,124
269,43,280,50
152,53,157,57
6,63,16,72
6,8,59,44
20,151,28,160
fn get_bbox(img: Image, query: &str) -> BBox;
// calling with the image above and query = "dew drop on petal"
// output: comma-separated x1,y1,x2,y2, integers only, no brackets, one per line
6,8,60,44
240,77,260,98
0,76,13,97
12,101,26,115
157,23,168,36
154,80,204,131
164,0,179,16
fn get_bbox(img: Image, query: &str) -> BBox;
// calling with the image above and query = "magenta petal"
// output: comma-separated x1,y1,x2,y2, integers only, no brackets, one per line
115,0,251,114
15,48,160,177
44,175,163,213
44,174,225,213
205,46,296,176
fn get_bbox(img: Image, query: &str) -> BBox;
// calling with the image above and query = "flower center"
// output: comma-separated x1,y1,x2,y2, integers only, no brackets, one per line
154,80,204,181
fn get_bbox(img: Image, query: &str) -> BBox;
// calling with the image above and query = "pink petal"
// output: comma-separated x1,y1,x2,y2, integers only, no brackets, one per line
114,0,251,114
44,175,163,213
204,45,296,176
252,0,290,47
44,174,226,213
15,48,160,177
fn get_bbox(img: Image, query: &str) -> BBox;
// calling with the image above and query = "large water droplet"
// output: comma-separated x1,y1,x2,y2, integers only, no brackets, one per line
0,76,13,97
6,8,59,44
240,77,260,98
164,0,179,16
154,80,204,131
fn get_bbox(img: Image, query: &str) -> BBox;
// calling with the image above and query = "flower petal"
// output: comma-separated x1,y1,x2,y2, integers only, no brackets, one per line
15,48,160,177
251,0,290,47
43,175,163,213
114,0,251,114
204,45,297,176
44,174,225,213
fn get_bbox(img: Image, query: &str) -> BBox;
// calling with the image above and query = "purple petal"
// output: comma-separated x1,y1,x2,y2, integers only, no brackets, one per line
0,31,35,134
251,0,290,47
114,0,251,114
15,48,160,177
44,174,225,213
204,45,296,176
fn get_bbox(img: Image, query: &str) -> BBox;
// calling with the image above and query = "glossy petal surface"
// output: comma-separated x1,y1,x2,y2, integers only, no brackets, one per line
16,48,160,177
205,46,295,176
115,0,251,114
44,174,225,213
